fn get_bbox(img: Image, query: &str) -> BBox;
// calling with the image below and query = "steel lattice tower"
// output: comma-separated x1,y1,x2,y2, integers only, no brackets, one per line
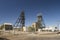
14,10,25,31
20,11,25,31
37,13,45,29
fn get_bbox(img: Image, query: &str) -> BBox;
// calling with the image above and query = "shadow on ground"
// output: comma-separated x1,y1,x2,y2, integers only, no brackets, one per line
0,38,9,40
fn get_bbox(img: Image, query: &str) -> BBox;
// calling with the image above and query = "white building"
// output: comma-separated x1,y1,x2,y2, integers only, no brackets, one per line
42,26,59,32
0,23,13,31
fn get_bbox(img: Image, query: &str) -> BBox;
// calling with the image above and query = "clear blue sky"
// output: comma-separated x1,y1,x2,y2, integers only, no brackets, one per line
0,0,60,27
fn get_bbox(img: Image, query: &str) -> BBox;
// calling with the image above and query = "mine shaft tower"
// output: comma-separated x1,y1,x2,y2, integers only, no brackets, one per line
37,13,45,29
14,10,25,31
20,11,25,30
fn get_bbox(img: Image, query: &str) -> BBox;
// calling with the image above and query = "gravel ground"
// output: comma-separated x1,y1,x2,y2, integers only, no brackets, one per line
0,32,60,40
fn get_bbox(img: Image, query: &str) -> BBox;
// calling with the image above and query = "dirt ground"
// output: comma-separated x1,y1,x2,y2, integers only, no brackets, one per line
0,32,60,40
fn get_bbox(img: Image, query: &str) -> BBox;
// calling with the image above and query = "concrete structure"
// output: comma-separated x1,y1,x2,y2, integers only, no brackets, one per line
13,27,20,31
32,23,59,32
42,26,59,32
32,22,45,31
38,29,42,32
13,26,27,32
23,27,27,32
32,22,38,31
0,23,13,31
32,13,45,31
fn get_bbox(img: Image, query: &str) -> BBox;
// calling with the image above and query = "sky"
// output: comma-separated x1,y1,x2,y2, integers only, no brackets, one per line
0,0,60,27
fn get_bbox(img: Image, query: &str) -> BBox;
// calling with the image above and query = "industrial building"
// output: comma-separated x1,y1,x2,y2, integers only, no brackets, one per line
32,13,45,31
42,26,59,32
32,22,40,31
0,23,13,31
14,26,27,32
32,13,59,32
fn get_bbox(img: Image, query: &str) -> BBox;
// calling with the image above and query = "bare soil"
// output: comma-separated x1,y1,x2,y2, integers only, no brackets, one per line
0,32,60,40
